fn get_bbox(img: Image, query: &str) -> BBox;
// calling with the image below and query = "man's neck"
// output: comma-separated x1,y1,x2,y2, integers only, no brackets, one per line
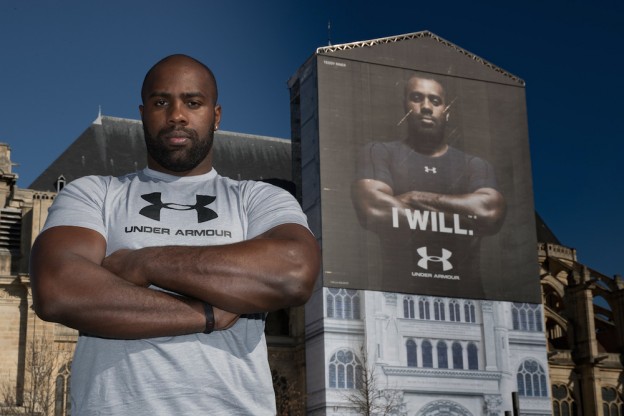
405,136,448,157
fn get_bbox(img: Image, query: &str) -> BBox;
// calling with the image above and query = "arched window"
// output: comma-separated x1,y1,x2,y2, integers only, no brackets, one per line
552,384,577,416
422,340,433,368
406,339,417,367
452,342,463,369
601,386,624,416
404,296,415,319
434,298,445,321
517,359,547,397
467,342,478,370
328,349,362,389
449,299,460,322
464,301,476,323
55,362,71,416
55,175,67,193
419,297,431,320
326,288,360,320
512,303,543,331
437,341,448,369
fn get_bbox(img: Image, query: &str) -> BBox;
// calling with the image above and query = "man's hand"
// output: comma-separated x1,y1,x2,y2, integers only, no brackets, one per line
214,308,239,330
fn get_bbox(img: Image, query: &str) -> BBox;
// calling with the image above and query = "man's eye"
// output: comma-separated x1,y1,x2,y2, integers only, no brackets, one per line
409,93,423,103
431,98,442,106
154,99,167,107
187,101,201,108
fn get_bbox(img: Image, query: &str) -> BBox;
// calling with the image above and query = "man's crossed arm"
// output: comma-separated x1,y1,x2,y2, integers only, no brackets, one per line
351,179,506,235
30,223,320,340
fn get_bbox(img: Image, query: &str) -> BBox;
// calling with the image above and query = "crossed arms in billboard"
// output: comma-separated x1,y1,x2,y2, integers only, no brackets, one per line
351,75,506,237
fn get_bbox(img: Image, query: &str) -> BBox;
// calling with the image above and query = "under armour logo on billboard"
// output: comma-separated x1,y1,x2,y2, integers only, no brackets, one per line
424,166,437,174
416,247,453,271
139,192,218,223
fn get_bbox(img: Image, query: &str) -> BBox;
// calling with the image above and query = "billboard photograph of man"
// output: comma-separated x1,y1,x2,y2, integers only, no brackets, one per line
351,74,506,296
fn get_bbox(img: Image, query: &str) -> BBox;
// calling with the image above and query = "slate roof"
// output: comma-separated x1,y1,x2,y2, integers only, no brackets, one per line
535,212,561,245
29,115,292,192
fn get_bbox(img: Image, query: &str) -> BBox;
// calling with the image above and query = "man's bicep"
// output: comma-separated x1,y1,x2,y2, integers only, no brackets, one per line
32,226,106,266
256,223,315,244
30,226,110,322
352,179,395,208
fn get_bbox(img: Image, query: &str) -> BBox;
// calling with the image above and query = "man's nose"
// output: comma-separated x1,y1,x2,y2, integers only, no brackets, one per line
168,101,188,125
420,99,433,114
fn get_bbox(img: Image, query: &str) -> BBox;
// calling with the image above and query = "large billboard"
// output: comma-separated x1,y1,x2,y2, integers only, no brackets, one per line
316,35,539,302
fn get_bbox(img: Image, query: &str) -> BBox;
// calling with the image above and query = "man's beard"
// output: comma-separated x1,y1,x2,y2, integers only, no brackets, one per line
407,118,446,153
143,125,215,172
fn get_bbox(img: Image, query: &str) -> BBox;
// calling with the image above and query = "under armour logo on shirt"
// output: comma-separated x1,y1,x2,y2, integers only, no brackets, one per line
424,166,437,174
139,192,218,223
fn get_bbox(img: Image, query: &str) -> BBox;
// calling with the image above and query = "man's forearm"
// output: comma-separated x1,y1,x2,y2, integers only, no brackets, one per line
31,226,236,339
104,224,320,314
397,188,505,233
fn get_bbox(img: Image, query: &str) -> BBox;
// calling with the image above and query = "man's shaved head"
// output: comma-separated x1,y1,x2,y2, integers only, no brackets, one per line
141,54,218,104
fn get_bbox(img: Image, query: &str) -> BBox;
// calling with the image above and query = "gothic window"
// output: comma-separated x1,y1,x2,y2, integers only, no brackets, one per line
512,303,543,331
404,296,415,319
437,341,448,369
452,342,463,369
422,340,433,368
464,301,476,323
55,175,67,192
55,362,71,416
419,297,431,320
328,349,362,389
326,288,360,320
601,386,624,416
449,299,460,322
552,384,577,416
467,342,478,370
406,339,417,367
434,298,445,321
517,359,547,397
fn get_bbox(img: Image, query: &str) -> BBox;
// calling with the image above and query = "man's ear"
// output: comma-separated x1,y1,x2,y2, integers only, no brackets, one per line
214,104,222,130
139,105,144,117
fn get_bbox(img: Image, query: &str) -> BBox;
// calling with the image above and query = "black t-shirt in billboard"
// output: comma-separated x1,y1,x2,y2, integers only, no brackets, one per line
355,140,499,295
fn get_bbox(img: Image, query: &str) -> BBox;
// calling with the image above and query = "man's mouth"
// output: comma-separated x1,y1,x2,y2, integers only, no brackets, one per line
160,129,194,145
419,117,436,126
166,136,189,145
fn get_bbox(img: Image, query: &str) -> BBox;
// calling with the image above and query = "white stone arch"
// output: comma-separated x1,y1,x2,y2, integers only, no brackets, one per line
416,399,473,416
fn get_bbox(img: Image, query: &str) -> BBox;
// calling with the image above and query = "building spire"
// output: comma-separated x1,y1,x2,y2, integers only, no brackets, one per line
327,20,332,46
94,105,103,125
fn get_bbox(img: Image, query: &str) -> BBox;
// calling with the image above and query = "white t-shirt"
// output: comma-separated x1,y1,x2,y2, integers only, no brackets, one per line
43,168,310,416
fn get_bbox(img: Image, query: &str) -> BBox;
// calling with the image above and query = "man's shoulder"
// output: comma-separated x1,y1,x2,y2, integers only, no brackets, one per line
446,146,480,161
63,174,114,192
361,139,407,156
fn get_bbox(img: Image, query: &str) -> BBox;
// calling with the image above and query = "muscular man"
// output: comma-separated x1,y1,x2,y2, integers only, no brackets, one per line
30,54,320,415
352,74,505,291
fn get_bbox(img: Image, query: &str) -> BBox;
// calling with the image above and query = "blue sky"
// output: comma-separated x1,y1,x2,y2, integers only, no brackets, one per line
1,0,622,277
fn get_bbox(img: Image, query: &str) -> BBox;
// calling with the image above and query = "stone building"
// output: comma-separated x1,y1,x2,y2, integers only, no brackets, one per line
0,114,621,415
537,218,624,416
